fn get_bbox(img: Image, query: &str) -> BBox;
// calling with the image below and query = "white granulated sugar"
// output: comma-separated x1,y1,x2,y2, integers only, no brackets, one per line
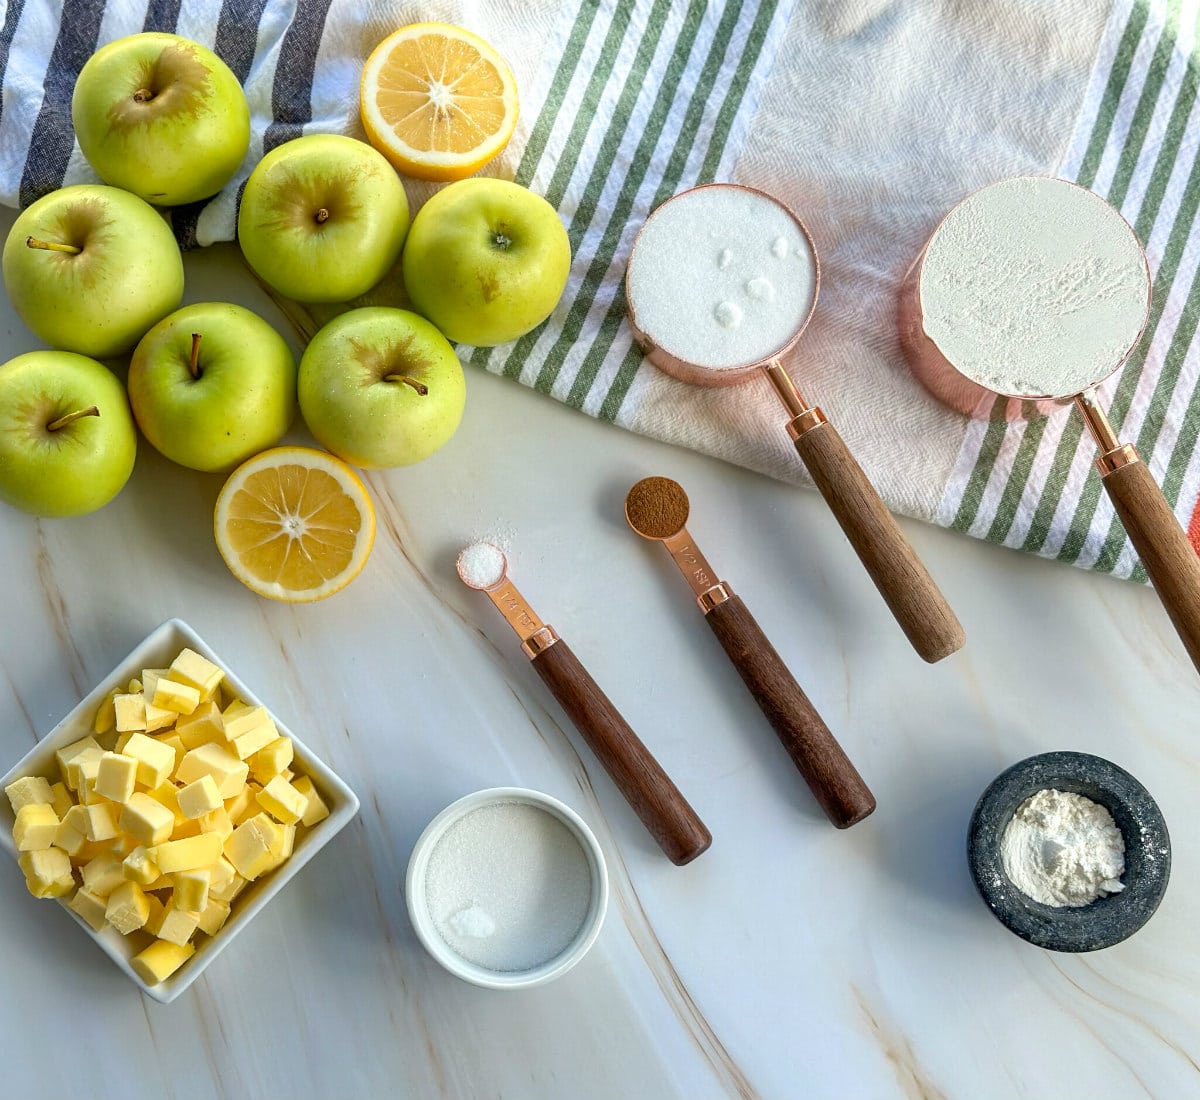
1000,788,1126,907
921,177,1149,397
627,186,817,369
425,801,593,971
458,541,506,589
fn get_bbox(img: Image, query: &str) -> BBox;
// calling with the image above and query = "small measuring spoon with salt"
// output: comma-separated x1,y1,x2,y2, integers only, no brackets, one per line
456,542,711,866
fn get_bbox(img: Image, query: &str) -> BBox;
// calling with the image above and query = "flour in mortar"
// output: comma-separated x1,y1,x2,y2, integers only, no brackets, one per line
425,800,592,971
919,177,1149,397
1000,788,1125,907
626,186,817,370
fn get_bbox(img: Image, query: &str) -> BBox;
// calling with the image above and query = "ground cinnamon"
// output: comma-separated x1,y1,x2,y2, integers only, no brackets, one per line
625,476,689,539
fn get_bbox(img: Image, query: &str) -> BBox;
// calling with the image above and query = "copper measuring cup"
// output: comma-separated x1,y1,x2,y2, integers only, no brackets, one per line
625,183,964,664
899,175,1200,676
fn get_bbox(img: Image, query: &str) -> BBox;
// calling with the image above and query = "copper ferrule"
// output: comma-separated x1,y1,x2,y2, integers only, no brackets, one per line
1073,393,1141,475
521,626,560,659
1095,443,1141,477
661,529,733,611
482,579,560,657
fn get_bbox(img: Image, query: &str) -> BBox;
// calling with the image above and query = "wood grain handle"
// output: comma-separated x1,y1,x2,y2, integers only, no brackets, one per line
1102,456,1200,674
704,596,875,828
530,639,712,865
793,420,965,663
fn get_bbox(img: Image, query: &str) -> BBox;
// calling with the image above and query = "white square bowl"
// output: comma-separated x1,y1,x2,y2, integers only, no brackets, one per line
0,618,359,1003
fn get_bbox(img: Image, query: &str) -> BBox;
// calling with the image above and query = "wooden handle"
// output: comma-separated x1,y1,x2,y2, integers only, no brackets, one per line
1102,457,1200,674
704,596,875,828
793,420,965,663
530,639,712,865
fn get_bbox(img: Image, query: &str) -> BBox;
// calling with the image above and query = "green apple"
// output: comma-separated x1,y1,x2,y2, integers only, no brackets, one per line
71,32,250,206
2,185,184,359
0,351,137,517
402,178,571,346
297,307,465,468
128,302,297,472
238,134,409,304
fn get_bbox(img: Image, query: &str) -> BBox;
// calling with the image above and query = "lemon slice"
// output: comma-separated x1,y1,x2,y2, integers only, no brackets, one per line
214,447,376,603
359,22,519,182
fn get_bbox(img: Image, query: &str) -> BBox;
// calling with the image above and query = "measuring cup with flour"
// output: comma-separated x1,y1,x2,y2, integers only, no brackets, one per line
899,175,1200,675
625,184,964,664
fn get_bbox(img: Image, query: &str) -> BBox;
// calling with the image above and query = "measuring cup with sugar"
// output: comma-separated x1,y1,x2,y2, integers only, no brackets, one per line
899,175,1200,676
624,183,964,664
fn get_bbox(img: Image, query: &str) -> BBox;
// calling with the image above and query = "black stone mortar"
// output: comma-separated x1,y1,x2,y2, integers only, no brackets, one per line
967,751,1170,952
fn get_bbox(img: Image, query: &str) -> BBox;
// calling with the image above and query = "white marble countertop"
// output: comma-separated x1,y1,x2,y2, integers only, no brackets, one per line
1,230,1197,1100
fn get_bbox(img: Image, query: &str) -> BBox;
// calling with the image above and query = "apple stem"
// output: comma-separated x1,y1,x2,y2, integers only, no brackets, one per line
47,406,100,432
315,208,330,224
26,236,81,255
189,332,202,379
384,373,429,396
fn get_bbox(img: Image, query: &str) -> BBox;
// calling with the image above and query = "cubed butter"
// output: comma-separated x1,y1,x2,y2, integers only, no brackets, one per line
113,693,148,733
62,804,89,834
262,823,296,873
255,776,308,825
119,792,175,847
144,700,177,733
122,846,160,886
19,848,74,898
105,881,151,934
80,853,126,898
221,702,269,740
123,733,176,788
176,743,248,798
230,720,278,762
223,813,284,880
196,898,231,936
140,668,169,701
155,734,186,774
175,702,224,750
48,782,73,818
93,752,138,803
170,649,224,697
146,782,182,819
131,940,194,984
171,869,210,912
248,738,293,784
68,887,109,932
177,775,222,819
156,907,200,947
153,677,201,716
53,822,87,857
209,871,246,904
150,833,223,874
173,817,204,839
81,802,118,843
199,806,234,840
92,687,121,734
65,746,105,793
209,856,236,893
13,803,59,850
144,893,167,936
5,775,53,813
225,786,254,824
292,776,330,826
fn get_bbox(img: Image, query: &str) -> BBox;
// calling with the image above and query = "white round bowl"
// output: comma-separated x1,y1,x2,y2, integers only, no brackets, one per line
405,787,609,989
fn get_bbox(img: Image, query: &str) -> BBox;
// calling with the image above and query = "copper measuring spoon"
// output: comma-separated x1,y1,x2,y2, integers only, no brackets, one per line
624,478,875,828
456,542,711,865
899,176,1200,676
625,183,964,664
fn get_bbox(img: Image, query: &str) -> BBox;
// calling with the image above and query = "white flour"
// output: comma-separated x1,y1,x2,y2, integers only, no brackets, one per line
920,177,1149,397
1000,788,1125,907
626,186,817,370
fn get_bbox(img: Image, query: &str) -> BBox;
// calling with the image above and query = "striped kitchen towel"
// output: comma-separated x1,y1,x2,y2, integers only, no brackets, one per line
3,0,1195,581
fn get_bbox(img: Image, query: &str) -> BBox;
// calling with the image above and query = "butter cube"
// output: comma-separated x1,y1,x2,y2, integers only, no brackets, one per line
14,803,59,850
94,752,138,803
110,833,138,858
123,733,176,788
114,731,134,754
131,940,194,984
70,840,111,867
256,776,308,825
62,804,89,834
53,822,87,857
80,853,126,898
144,893,167,936
248,738,293,784
209,855,236,893
156,734,187,774
19,848,74,898
292,776,330,826
82,802,118,843
140,668,169,700
153,677,201,716
65,746,105,793
105,881,151,934
224,786,254,824
209,870,246,904
146,783,182,819
92,688,121,734
171,869,210,912
224,813,284,880
144,700,177,733
262,823,296,873
127,678,143,693
150,833,223,874
221,701,268,740
113,693,148,733
196,897,231,936
119,792,175,847
199,806,234,840
5,775,53,813
55,736,102,790
48,782,73,818
122,846,160,886
176,743,248,798
170,649,224,697
77,778,106,806
68,887,109,932
177,775,222,819
175,702,224,750
156,908,200,947
172,817,203,839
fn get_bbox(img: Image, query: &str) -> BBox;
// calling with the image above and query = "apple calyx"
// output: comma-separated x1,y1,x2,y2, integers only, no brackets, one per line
188,332,203,379
25,236,81,255
47,406,100,432
384,373,429,396
315,208,330,225
133,87,156,103
491,232,512,251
